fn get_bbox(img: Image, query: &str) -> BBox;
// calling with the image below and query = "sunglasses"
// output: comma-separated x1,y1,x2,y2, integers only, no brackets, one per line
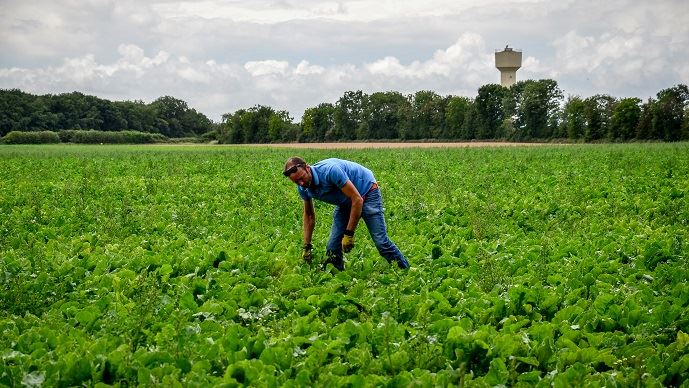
283,164,303,177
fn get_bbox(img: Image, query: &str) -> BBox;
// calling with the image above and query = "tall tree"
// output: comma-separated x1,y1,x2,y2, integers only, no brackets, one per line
334,91,368,140
218,110,245,143
475,84,507,139
446,96,473,139
49,92,103,130
654,84,689,141
269,110,296,142
561,96,587,140
218,105,293,143
0,89,30,135
635,98,656,140
242,105,273,143
149,96,212,137
365,92,409,140
97,99,127,132
114,100,156,133
150,96,188,137
411,90,447,139
512,79,563,139
583,95,616,141
301,103,334,141
610,97,641,141
27,95,58,132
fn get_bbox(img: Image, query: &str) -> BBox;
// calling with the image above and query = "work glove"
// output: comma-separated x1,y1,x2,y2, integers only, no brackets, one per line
342,230,355,253
302,243,313,263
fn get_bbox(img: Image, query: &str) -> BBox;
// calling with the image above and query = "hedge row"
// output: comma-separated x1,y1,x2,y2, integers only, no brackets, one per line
1,131,61,144
1,130,168,144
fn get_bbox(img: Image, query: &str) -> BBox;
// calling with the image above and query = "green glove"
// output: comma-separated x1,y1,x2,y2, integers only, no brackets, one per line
342,230,355,253
302,243,313,263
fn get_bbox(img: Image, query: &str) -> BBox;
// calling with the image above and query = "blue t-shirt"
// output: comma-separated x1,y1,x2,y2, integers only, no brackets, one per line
298,158,376,205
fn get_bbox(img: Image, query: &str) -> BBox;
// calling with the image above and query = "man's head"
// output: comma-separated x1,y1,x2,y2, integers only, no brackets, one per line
283,156,311,188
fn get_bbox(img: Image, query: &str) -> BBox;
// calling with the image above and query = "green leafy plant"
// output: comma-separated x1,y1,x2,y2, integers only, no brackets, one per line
1,143,688,385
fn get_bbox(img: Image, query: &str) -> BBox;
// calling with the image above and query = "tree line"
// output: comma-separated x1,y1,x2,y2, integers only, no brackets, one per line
218,81,689,143
3,81,688,143
0,89,213,138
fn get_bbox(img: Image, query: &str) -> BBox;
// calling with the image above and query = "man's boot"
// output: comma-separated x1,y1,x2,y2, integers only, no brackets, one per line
324,250,345,271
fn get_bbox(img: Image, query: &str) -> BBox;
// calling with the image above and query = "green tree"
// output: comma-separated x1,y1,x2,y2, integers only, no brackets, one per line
0,89,31,135
1,89,213,138
115,100,156,133
654,84,688,141
394,95,415,141
411,90,448,139
475,84,507,139
365,92,410,140
512,79,563,139
241,105,274,143
301,103,335,142
27,95,59,132
635,98,656,140
610,97,641,141
334,91,368,140
149,96,212,137
180,109,213,137
97,99,127,132
446,96,473,139
218,110,245,143
218,106,292,144
684,105,689,139
268,110,296,142
149,96,187,137
462,104,479,140
48,92,103,130
583,95,616,141
561,96,587,140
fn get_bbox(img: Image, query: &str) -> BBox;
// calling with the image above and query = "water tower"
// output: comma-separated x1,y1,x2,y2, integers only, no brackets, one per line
495,46,522,87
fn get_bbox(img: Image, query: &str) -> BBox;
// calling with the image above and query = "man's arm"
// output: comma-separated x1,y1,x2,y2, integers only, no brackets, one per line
303,199,315,244
340,180,363,233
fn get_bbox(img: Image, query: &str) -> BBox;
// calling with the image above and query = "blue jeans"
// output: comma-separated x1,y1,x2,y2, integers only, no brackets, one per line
326,188,408,268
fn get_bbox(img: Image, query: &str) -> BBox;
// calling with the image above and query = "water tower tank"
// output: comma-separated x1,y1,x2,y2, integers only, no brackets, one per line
495,46,522,87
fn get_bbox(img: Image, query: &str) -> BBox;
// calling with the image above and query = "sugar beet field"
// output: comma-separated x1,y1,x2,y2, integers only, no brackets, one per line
1,143,689,387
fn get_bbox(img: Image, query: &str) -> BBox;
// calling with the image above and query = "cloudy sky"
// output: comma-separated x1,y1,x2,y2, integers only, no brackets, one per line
1,0,688,122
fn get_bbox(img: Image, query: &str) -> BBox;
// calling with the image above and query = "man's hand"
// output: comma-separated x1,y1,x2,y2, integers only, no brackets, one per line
302,243,313,263
342,230,355,253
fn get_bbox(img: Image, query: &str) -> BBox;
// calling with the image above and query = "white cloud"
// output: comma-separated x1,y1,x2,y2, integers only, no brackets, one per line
553,31,596,73
551,25,688,94
520,56,558,82
244,60,290,77
177,67,211,83
322,64,358,87
365,33,490,79
0,0,162,63
294,60,325,75
112,1,159,26
118,44,147,63
365,57,406,77
1,0,688,120
151,0,544,23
